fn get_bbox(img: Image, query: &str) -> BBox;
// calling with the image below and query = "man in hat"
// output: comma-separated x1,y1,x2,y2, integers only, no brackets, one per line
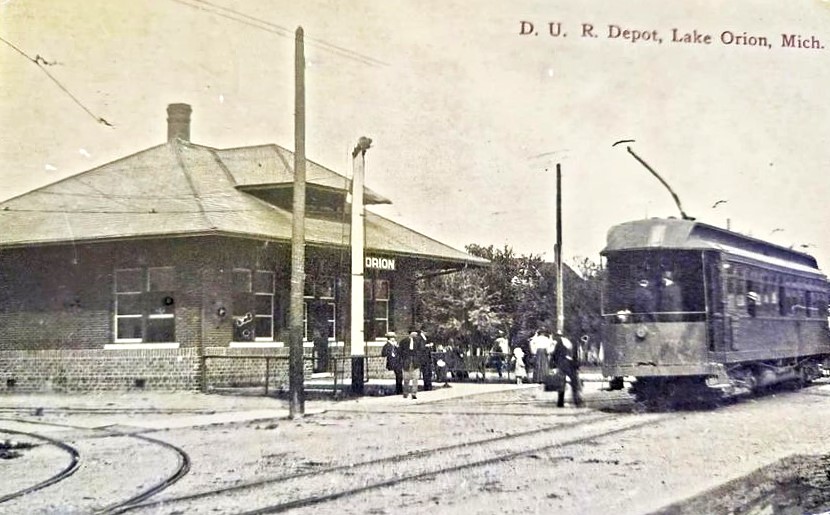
418,328,433,391
381,332,403,395
633,278,656,322
551,331,583,408
659,270,684,322
398,330,423,399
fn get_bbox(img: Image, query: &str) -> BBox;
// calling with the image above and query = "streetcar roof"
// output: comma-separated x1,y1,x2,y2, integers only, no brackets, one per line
602,218,823,276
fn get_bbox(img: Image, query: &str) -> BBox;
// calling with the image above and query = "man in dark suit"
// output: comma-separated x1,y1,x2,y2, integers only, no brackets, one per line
381,332,403,395
418,328,433,391
551,332,583,408
398,330,422,399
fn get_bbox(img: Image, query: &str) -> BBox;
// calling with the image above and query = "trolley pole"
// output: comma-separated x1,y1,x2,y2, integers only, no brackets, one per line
350,137,372,395
555,163,565,336
288,26,306,418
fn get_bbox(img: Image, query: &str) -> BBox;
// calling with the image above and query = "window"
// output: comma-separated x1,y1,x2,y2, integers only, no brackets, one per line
779,285,787,316
325,302,337,341
303,276,336,341
806,290,813,318
254,271,275,340
319,278,336,341
146,267,175,342
364,278,390,339
727,277,736,310
115,269,143,342
790,289,806,317
603,250,705,322
232,269,274,341
114,267,176,343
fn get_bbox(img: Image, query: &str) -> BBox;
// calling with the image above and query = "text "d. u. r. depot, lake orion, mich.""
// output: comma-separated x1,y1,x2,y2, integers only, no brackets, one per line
519,21,824,50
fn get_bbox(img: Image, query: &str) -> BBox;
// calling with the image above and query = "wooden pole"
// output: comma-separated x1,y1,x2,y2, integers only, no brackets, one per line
288,26,306,418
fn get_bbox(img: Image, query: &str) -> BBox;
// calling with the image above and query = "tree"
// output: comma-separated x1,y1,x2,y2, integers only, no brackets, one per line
417,245,603,352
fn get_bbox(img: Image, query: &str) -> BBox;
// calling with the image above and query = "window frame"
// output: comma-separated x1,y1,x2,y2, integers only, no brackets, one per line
114,268,144,343
254,270,275,341
114,267,177,344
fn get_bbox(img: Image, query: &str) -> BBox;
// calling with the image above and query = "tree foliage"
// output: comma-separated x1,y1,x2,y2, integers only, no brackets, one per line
416,244,603,351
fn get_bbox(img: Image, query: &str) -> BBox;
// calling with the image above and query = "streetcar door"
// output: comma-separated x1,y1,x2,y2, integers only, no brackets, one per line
704,252,727,353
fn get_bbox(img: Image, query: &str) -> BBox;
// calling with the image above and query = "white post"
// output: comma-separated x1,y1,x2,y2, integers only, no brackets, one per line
350,137,371,394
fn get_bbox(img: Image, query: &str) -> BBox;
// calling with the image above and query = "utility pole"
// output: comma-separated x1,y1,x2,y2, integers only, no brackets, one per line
350,136,372,395
288,26,306,418
555,163,564,336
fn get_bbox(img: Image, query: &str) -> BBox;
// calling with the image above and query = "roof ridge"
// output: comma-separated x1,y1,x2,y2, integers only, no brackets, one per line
203,145,240,186
169,140,215,230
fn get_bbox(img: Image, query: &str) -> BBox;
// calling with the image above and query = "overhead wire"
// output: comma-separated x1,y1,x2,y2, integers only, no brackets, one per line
0,35,113,127
0,207,280,214
168,0,388,67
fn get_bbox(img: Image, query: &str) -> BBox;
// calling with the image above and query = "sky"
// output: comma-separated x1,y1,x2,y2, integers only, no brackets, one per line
2,0,830,269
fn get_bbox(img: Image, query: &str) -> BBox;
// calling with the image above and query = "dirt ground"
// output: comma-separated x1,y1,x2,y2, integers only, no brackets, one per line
1,378,829,514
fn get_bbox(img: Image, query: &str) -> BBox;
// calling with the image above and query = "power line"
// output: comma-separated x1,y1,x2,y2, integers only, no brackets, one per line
190,0,388,66
169,0,388,67
0,207,275,214
0,36,113,128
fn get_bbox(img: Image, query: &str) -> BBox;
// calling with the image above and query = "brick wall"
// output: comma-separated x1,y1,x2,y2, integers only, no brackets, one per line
0,236,425,391
0,346,397,393
0,347,201,392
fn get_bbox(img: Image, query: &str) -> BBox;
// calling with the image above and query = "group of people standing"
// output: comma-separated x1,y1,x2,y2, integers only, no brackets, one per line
382,326,583,407
381,328,434,399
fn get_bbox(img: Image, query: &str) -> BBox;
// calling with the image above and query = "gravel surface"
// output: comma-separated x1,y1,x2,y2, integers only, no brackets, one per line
1,380,829,514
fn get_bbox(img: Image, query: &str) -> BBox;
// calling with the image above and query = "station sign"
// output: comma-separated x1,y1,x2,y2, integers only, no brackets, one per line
365,256,396,271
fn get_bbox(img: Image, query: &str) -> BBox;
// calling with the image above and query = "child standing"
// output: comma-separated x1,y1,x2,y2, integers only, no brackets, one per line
512,346,527,384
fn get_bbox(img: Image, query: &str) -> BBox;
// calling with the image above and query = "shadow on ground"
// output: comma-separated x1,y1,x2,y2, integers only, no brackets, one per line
652,454,830,515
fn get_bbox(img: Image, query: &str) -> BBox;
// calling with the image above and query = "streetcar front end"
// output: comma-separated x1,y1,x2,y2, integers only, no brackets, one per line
601,247,716,380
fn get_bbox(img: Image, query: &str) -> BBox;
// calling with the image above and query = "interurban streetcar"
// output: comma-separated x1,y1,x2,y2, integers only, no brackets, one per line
601,217,830,399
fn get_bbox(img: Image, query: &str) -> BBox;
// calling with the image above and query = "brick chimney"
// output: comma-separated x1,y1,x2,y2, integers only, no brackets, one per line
166,103,192,142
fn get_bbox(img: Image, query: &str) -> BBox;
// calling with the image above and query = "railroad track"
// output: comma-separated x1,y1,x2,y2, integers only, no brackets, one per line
0,406,222,415
123,410,667,514
0,418,191,514
93,433,191,514
0,428,81,504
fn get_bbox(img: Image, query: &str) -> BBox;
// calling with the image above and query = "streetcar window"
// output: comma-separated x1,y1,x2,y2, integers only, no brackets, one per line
603,250,705,322
746,281,758,317
727,277,736,310
806,291,813,318
736,279,746,307
778,286,787,316
791,290,806,317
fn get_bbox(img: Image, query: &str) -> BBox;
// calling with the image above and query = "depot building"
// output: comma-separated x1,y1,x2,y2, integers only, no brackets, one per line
0,104,487,392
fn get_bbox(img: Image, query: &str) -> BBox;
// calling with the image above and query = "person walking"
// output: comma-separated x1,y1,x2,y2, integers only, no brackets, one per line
551,331,583,407
381,331,403,395
398,330,422,399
